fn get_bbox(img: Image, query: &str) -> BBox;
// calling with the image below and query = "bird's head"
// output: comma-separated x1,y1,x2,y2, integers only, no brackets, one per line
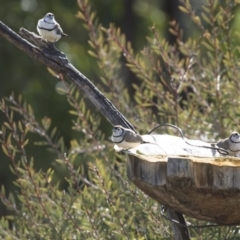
112,125,125,137
44,13,55,23
230,132,240,143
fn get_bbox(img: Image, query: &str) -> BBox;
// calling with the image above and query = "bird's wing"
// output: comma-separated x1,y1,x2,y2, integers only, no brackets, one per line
125,132,143,143
216,140,229,155
217,139,229,150
55,24,69,37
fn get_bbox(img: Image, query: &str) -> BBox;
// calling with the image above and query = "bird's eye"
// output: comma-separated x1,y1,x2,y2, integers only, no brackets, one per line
113,127,122,132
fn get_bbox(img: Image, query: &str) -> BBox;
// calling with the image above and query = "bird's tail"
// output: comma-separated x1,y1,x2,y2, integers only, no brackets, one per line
62,33,69,38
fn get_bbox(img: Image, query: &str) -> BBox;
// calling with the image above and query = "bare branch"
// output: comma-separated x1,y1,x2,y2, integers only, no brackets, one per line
0,21,135,131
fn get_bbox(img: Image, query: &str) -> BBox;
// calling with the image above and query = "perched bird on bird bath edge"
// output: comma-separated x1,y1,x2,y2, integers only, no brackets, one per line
111,125,143,150
37,13,69,42
216,132,240,156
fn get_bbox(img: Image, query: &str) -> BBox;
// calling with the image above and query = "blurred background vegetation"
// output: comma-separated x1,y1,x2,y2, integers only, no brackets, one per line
1,0,240,238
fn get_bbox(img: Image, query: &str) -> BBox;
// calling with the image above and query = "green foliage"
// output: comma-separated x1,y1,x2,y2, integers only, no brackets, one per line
1,0,240,239
0,93,172,239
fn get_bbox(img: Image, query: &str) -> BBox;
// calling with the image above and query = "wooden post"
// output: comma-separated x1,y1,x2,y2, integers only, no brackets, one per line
166,208,190,240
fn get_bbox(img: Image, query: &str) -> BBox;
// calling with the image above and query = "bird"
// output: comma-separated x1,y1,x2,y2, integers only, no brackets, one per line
37,12,69,42
216,132,240,156
111,125,143,150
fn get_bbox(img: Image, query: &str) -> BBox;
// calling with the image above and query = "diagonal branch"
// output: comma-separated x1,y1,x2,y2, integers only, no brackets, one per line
0,21,135,131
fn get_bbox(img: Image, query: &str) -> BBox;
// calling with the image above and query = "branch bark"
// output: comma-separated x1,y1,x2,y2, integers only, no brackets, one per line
0,20,190,240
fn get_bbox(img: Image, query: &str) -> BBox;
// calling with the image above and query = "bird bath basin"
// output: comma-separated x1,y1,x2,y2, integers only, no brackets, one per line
125,134,240,224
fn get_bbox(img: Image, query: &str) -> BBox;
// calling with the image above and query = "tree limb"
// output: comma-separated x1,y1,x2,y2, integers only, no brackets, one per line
0,21,135,131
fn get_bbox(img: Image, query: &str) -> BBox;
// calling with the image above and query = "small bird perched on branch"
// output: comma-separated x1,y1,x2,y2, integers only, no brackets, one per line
37,13,69,42
111,125,143,150
216,132,240,156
